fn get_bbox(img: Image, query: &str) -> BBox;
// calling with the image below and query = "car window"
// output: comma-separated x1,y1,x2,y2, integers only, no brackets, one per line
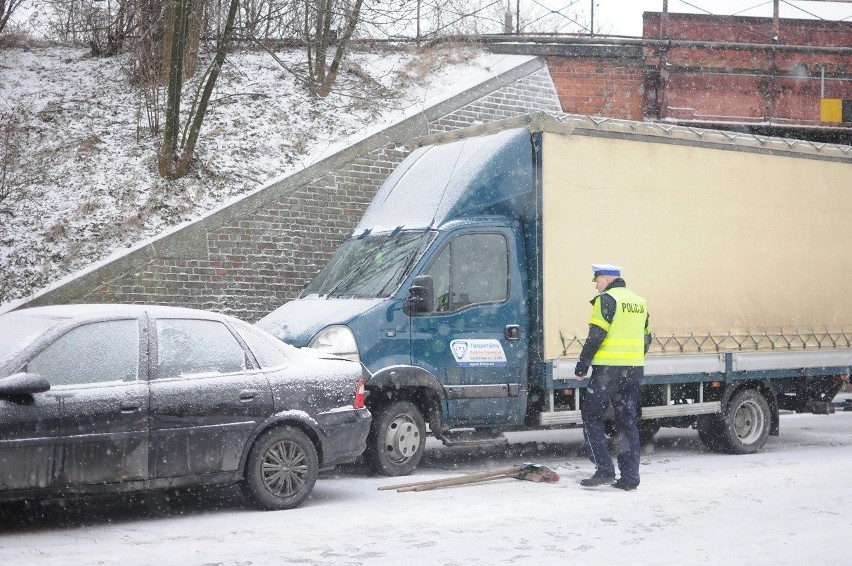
0,313,62,366
425,233,509,313
27,319,139,386
235,325,288,369
156,319,246,378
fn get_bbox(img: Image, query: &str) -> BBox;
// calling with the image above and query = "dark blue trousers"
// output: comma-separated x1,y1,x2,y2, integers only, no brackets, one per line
581,365,642,486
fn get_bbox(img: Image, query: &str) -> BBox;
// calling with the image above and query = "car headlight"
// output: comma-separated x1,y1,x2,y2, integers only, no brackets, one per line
308,325,360,363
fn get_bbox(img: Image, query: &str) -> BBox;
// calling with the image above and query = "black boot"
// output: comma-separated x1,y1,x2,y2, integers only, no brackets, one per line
579,475,615,487
611,479,638,491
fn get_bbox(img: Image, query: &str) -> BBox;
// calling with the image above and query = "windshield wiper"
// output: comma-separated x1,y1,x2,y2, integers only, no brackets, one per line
375,235,427,298
325,239,388,297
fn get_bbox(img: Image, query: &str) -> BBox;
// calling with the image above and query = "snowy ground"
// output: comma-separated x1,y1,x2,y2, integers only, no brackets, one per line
0,44,530,307
2,397,850,565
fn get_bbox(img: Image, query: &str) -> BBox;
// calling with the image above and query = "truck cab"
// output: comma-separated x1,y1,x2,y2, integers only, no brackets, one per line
258,127,540,475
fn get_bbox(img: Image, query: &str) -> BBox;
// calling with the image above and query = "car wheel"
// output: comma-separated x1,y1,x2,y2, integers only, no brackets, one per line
241,426,318,510
365,400,426,477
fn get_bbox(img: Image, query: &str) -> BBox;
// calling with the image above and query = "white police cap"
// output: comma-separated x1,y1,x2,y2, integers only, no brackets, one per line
591,264,622,280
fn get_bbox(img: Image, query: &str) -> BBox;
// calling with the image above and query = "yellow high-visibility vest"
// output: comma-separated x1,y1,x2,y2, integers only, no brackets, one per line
589,287,649,367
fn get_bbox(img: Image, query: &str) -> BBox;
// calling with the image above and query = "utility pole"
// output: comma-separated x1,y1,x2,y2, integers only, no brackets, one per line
516,0,520,34
772,0,780,40
590,0,594,35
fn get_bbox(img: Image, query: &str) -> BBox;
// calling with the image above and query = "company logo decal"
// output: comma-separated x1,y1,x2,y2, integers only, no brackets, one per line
450,339,507,367
451,341,469,360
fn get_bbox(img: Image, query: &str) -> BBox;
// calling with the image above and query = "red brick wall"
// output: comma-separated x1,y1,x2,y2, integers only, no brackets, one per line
545,14,851,130
643,12,851,47
546,57,644,120
642,13,852,126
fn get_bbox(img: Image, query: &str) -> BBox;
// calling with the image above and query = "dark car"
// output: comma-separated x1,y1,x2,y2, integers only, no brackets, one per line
0,304,370,510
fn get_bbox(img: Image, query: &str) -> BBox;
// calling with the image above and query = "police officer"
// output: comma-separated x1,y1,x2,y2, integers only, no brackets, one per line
574,264,650,491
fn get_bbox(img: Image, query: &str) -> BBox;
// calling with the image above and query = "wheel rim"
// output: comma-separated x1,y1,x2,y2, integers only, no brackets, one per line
261,440,308,498
733,399,765,444
383,413,420,464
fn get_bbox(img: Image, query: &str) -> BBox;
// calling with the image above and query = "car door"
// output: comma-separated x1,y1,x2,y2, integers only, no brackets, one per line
409,229,528,428
148,317,273,479
0,389,62,492
24,317,149,489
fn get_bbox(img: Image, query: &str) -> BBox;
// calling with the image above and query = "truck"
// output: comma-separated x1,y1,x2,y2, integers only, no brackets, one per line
257,112,852,476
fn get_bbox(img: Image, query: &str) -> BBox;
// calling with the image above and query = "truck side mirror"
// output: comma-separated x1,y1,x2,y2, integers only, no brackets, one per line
404,275,435,316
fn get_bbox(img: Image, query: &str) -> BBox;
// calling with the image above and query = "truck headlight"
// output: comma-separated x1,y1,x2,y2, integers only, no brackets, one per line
308,325,360,363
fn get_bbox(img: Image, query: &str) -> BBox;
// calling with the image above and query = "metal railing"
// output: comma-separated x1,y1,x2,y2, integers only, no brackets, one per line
560,329,852,356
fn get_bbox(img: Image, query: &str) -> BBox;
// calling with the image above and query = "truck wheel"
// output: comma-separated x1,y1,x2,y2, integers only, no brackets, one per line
637,420,661,445
365,400,426,476
697,415,725,451
241,426,318,510
604,419,659,445
699,389,771,454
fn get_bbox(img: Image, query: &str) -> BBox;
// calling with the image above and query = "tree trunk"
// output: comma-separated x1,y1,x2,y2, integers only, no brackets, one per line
160,0,202,85
0,0,26,36
158,0,240,180
172,0,240,178
158,0,190,178
304,0,365,97
317,0,364,97
183,0,204,78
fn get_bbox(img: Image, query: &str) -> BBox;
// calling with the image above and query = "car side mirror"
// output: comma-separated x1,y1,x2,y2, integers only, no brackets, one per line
0,372,51,396
404,275,435,316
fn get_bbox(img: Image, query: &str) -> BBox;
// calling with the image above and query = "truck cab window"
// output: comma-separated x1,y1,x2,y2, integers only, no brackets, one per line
426,233,508,313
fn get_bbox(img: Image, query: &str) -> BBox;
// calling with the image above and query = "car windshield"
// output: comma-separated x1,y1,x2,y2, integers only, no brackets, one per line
303,231,434,298
0,313,62,366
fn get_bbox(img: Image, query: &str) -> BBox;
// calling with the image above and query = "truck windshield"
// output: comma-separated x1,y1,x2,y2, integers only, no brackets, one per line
303,231,434,298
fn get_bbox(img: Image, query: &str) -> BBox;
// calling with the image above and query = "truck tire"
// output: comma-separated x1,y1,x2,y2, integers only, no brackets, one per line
604,419,659,445
696,415,725,451
241,426,319,510
637,420,661,445
365,400,426,476
698,389,771,454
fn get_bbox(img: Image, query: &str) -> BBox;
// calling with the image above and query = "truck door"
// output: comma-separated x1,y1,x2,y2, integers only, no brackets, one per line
409,229,528,428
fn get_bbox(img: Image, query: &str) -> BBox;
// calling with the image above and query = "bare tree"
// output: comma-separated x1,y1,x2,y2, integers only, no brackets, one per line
32,0,138,55
136,0,166,134
158,0,240,179
0,107,29,206
0,0,27,36
301,0,366,97
359,0,592,40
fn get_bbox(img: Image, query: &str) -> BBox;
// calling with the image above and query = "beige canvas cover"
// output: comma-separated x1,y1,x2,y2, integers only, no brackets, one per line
542,130,852,360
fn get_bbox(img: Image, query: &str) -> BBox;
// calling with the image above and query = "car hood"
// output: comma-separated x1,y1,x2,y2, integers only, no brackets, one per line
256,297,384,347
